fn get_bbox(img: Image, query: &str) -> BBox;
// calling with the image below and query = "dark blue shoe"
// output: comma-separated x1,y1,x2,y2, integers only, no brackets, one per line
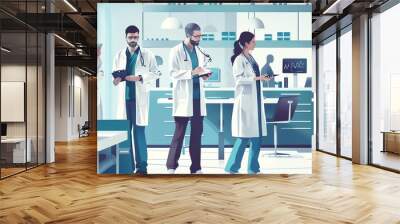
135,170,147,175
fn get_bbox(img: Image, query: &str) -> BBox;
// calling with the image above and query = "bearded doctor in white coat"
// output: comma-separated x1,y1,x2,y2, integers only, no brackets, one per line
113,25,160,175
225,31,271,174
166,23,211,174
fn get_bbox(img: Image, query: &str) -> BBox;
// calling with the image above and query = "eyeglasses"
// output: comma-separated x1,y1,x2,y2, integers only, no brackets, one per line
127,36,140,40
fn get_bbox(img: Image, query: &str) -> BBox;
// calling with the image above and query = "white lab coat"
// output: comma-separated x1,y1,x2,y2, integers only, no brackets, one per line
169,43,208,117
113,47,160,126
231,54,267,138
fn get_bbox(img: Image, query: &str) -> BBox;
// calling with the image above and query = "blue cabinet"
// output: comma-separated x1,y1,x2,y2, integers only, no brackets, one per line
263,90,314,147
145,91,174,146
146,89,314,148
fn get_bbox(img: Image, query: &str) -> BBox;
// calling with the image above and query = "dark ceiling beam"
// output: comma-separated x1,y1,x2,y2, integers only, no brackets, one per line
313,14,352,44
0,8,38,31
12,13,82,32
1,12,96,48
312,14,335,33
66,13,96,44
86,0,97,11
311,0,387,43
52,0,97,46
322,0,356,14
55,47,96,57
55,55,96,71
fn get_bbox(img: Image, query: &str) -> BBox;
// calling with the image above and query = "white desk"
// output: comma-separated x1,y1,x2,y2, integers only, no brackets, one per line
1,138,31,163
157,97,278,105
97,131,128,174
157,97,279,159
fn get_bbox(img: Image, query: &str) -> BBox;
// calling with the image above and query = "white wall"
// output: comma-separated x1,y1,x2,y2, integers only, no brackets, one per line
1,65,34,138
237,11,312,88
237,12,311,41
1,63,46,163
55,67,89,141
55,67,69,141
251,48,312,88
1,65,26,144
72,73,89,138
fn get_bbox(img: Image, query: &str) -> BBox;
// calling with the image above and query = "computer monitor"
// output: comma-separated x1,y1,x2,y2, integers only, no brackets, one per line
1,123,7,137
282,58,307,74
206,67,221,82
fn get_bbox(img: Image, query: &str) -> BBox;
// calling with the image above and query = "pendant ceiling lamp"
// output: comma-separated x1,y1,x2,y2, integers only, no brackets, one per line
248,12,264,30
161,15,182,30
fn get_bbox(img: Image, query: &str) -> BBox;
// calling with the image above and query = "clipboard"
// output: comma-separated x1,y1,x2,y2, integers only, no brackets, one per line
196,68,212,78
112,70,129,79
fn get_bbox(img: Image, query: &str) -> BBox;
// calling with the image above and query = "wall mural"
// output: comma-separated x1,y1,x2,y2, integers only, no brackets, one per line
97,3,313,175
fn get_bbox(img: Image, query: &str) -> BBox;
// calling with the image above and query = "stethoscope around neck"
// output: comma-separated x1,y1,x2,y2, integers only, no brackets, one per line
128,46,145,66
182,41,212,64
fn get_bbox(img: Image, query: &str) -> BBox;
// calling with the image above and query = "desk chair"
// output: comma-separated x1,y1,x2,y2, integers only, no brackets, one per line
265,95,298,156
78,121,90,138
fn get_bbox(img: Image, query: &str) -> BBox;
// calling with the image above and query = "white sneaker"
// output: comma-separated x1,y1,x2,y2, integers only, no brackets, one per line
194,170,203,174
167,169,176,174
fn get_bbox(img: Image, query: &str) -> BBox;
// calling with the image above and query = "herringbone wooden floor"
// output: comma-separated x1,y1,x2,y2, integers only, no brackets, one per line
1,135,400,224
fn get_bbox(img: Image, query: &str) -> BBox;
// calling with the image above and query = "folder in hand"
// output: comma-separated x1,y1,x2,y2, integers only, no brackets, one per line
112,70,129,79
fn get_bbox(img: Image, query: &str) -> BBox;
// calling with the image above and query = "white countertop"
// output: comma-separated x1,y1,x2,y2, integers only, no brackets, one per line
157,97,279,104
97,131,128,152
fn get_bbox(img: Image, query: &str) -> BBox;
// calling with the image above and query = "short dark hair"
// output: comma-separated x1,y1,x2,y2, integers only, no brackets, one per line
125,25,139,36
185,23,201,37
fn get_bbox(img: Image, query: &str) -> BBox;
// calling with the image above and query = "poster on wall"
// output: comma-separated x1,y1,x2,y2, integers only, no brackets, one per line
97,3,313,175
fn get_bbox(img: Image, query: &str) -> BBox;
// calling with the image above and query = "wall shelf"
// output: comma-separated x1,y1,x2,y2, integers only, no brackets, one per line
142,4,312,13
142,40,312,49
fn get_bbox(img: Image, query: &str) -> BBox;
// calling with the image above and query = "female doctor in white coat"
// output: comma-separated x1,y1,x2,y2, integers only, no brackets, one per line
225,31,271,174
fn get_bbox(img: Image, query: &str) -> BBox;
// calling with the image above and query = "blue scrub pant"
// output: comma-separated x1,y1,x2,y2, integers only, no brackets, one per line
126,100,147,173
224,137,261,174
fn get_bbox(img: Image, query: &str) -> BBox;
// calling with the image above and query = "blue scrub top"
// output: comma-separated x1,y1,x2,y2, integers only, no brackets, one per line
247,55,263,137
125,47,139,101
184,44,200,100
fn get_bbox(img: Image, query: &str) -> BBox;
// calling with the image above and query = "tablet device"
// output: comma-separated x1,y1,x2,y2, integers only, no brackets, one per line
196,68,212,78
112,70,129,79
199,72,212,77
264,74,279,78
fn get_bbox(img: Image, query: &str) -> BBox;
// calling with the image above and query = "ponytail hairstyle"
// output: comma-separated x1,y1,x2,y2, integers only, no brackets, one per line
231,31,255,64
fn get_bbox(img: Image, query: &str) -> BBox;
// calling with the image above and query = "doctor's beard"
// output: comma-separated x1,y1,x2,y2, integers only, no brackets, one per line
127,41,137,48
190,39,200,46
